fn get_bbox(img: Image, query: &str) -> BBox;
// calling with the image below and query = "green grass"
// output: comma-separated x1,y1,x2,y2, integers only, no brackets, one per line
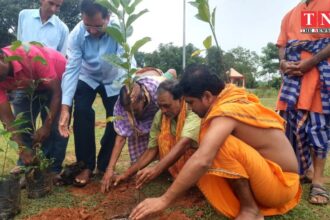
0,94,329,220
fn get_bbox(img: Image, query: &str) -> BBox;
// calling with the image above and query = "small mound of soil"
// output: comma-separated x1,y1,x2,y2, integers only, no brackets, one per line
26,180,204,220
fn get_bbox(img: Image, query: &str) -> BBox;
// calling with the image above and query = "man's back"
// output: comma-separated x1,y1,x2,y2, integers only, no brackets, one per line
231,118,298,173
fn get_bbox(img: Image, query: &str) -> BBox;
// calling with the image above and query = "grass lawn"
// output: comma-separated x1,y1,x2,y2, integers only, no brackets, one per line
1,95,329,219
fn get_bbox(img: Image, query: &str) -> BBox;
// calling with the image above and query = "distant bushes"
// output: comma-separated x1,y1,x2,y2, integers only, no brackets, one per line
249,87,279,98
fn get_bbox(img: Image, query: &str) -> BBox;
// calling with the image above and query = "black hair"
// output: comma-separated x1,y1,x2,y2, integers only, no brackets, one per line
119,83,144,107
119,85,131,107
179,64,225,98
157,79,182,100
80,0,110,18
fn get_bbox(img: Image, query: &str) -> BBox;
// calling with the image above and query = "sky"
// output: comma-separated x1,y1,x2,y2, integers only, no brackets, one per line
130,0,302,54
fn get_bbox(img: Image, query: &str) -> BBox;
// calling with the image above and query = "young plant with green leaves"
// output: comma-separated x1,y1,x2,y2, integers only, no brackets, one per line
190,0,219,56
96,0,151,133
0,114,29,179
5,41,53,171
97,0,150,92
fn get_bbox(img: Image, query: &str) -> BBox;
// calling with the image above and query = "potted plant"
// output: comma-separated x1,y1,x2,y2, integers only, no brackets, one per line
5,41,55,199
0,115,28,219
23,78,55,199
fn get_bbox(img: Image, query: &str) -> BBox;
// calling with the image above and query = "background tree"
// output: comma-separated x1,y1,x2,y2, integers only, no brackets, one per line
205,46,226,81
224,46,260,88
259,42,281,88
0,0,80,47
143,43,203,76
134,51,146,67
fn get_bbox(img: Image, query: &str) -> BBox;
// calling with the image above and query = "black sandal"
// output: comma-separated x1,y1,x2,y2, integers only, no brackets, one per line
309,184,329,205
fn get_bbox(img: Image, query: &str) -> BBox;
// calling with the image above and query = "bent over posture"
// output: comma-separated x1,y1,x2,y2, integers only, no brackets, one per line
130,64,302,220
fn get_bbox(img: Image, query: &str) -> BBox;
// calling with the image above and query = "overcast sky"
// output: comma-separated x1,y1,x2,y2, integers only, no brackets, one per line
130,0,301,54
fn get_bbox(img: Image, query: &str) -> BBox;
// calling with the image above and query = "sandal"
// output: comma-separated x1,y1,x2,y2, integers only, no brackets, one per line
309,184,329,205
73,169,92,187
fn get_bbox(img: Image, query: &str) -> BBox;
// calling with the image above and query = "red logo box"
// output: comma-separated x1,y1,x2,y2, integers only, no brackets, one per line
301,11,330,28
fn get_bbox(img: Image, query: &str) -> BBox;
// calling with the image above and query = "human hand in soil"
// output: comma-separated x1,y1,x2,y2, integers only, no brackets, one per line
59,105,71,137
113,173,128,186
135,166,160,189
129,196,170,220
101,169,116,193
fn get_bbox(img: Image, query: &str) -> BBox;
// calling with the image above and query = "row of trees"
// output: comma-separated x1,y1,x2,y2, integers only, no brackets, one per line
136,42,280,88
0,0,281,89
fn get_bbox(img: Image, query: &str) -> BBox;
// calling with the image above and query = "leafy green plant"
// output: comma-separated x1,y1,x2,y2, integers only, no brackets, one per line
190,0,227,81
0,114,29,179
190,0,219,55
5,41,53,172
97,0,150,92
96,0,151,132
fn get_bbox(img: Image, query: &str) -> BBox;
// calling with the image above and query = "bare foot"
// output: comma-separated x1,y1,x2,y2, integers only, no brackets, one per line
235,208,264,220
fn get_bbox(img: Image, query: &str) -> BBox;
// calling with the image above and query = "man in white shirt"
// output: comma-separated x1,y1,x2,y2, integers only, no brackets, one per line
17,0,69,54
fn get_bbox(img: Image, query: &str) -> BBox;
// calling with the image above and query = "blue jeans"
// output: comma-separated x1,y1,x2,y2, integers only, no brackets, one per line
10,90,68,173
73,80,117,172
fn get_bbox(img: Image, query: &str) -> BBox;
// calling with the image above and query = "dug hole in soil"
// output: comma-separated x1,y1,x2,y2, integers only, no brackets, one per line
25,180,205,220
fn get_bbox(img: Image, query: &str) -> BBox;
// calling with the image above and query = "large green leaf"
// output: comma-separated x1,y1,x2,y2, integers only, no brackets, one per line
203,35,212,49
123,43,130,54
6,157,16,166
96,0,119,16
8,140,19,150
120,0,130,13
131,37,151,55
4,55,22,63
32,55,47,65
211,7,216,27
10,40,22,51
103,54,125,70
129,68,138,75
197,0,210,22
112,0,120,7
105,27,125,44
189,1,199,8
126,25,134,38
126,9,149,28
127,0,143,14
0,129,9,136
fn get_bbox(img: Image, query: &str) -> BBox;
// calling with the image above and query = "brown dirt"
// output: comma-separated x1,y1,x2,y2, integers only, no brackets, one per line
25,179,204,220
68,181,101,196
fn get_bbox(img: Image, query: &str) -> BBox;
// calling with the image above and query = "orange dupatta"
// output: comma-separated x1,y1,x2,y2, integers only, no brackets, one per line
157,101,195,178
